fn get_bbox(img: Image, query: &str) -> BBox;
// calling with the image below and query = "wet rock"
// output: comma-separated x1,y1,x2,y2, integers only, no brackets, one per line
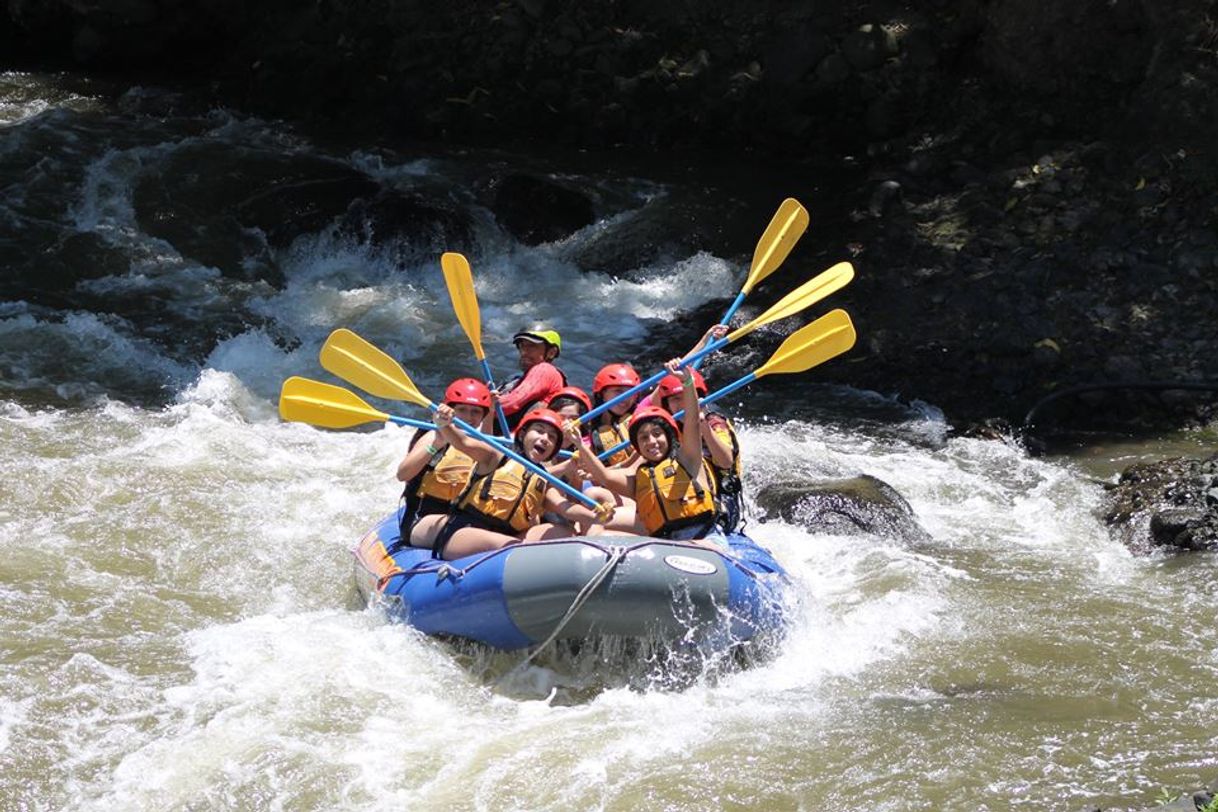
868,180,902,217
489,173,597,245
763,24,829,85
841,24,891,72
1103,453,1218,552
814,53,852,88
337,191,476,258
901,27,939,68
563,193,737,276
866,94,904,139
755,474,931,543
132,143,384,281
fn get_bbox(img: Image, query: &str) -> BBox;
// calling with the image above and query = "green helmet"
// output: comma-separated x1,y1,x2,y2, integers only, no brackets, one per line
512,327,562,358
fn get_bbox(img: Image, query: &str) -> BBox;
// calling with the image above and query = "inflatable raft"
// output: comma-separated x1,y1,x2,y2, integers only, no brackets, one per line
352,510,791,651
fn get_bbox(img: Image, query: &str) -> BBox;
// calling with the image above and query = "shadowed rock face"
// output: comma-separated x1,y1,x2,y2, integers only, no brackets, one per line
1104,454,1218,553
131,144,477,283
755,474,930,542
490,174,596,246
4,1,1217,430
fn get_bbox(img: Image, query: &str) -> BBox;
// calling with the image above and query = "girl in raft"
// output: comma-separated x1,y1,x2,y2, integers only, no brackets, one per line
394,378,492,539
572,360,724,543
654,367,745,534
409,406,615,560
588,363,642,467
544,386,593,446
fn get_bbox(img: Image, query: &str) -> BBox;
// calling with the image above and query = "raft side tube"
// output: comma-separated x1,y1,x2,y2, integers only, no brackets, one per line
502,540,732,640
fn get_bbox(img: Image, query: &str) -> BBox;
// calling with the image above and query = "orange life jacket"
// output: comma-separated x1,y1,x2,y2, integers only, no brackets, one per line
414,445,477,504
455,457,547,534
590,416,633,466
635,456,719,537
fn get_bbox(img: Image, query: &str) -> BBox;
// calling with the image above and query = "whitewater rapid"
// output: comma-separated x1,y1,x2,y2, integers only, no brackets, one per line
3,71,1216,811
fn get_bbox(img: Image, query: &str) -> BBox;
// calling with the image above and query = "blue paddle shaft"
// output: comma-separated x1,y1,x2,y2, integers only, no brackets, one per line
388,413,516,446
690,291,746,371
719,290,747,326
445,411,597,509
593,371,757,461
479,358,512,436
387,415,438,431
580,335,730,425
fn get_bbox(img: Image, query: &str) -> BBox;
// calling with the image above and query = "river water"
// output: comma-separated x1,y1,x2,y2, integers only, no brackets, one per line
2,72,1216,811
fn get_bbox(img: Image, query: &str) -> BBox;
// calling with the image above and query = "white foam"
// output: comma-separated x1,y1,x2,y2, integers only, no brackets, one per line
0,307,194,400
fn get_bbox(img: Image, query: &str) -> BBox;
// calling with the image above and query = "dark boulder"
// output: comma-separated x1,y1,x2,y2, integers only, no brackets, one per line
131,142,480,283
1103,453,1218,552
132,143,380,282
755,474,931,542
489,173,597,245
335,191,477,260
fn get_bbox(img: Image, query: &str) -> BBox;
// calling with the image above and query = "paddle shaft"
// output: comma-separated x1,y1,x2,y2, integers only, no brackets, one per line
580,335,728,425
689,297,743,371
717,291,748,329
478,358,513,436
387,414,440,431
444,410,599,509
593,370,756,462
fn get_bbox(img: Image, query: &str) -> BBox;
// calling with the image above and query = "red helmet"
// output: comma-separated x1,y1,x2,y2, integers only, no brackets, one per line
444,378,492,409
592,363,642,395
545,386,592,414
515,408,566,461
656,368,707,401
628,406,680,449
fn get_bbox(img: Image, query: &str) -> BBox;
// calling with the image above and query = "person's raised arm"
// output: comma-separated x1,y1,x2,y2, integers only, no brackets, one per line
665,359,704,474
680,324,728,365
434,404,500,470
564,420,633,498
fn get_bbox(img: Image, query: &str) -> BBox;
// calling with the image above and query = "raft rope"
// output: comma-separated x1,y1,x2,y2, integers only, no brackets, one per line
384,536,767,584
502,544,628,678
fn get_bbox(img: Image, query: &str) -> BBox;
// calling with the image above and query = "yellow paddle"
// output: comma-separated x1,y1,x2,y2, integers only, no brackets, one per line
440,251,512,435
593,309,857,460
578,260,855,425
690,198,810,371
319,328,428,403
279,376,434,430
317,329,600,509
725,197,810,324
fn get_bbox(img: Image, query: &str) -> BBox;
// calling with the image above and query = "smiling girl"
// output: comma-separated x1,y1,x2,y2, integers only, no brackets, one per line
409,406,613,559
571,360,721,542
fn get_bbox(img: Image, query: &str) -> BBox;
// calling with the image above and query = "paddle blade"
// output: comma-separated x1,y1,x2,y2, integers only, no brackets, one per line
279,377,390,429
319,328,431,407
755,309,856,378
728,261,854,342
744,198,809,294
440,252,485,360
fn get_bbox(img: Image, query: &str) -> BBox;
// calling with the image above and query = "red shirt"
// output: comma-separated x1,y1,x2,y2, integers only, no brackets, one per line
499,362,565,415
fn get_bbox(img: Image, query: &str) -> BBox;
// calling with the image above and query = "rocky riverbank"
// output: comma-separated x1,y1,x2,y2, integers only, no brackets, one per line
4,0,1217,432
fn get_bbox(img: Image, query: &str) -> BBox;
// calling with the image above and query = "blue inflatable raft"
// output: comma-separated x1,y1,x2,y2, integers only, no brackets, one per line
352,510,791,651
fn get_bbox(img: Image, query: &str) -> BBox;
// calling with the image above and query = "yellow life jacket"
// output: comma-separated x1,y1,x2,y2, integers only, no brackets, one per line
455,457,547,533
590,416,632,466
414,445,476,505
635,456,719,536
